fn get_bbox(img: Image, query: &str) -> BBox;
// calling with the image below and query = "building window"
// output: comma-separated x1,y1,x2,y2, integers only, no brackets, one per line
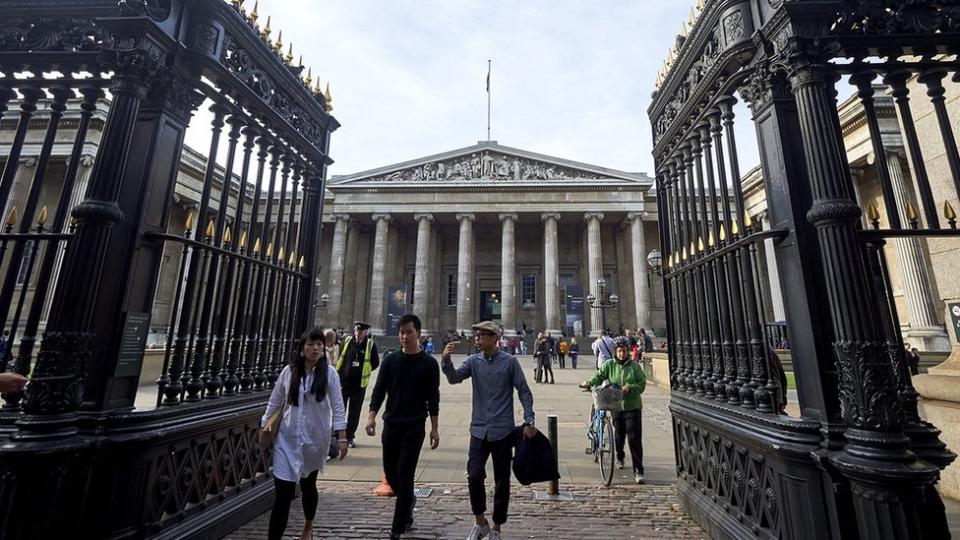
447,274,457,307
521,274,536,308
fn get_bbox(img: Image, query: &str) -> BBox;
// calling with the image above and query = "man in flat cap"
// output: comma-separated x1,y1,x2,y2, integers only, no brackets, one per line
441,321,536,540
335,321,380,447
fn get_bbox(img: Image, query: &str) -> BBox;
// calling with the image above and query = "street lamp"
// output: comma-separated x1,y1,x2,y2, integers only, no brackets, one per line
647,248,662,276
585,277,618,335
317,292,330,308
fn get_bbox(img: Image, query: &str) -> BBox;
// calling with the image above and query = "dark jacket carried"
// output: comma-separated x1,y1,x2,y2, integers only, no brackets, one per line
511,426,560,486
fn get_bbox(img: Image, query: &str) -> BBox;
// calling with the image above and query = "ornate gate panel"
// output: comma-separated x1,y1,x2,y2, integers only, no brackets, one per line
0,0,338,537
650,1,959,538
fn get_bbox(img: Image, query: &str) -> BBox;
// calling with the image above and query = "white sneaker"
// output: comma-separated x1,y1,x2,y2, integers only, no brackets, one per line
635,472,644,484
489,531,502,540
467,522,491,540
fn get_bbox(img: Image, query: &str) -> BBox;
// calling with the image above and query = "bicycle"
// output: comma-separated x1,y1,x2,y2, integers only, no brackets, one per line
580,384,615,486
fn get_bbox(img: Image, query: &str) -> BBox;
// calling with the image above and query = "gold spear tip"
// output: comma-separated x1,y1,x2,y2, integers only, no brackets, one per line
306,67,313,86
205,219,216,238
277,245,285,261
743,212,753,229
719,223,727,241
298,255,306,269
667,254,674,269
688,7,697,26
5,206,18,226
266,242,274,258
36,206,48,226
223,225,232,244
697,237,705,253
708,229,715,247
680,21,688,38
231,0,243,9
261,15,271,39
682,245,689,260
275,30,283,51
249,0,258,23
867,203,881,222
945,200,957,220
239,230,248,249
697,0,706,13
288,251,296,266
286,43,294,64
185,211,194,231
731,218,740,236
253,237,262,254
323,82,333,112
906,200,918,221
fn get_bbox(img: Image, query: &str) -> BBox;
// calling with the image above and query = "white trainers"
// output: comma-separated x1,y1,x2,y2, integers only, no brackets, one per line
635,472,644,484
466,522,491,540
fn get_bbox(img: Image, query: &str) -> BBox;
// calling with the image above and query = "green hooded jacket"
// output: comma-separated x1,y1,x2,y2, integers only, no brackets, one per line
588,358,647,411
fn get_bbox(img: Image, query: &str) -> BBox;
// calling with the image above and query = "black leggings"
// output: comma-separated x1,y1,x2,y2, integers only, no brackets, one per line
268,469,319,540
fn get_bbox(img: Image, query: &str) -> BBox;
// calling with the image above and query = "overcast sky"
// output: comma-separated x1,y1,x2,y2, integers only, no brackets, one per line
236,0,722,178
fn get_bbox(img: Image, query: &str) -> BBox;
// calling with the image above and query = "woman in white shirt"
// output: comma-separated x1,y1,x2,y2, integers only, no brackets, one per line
262,327,349,540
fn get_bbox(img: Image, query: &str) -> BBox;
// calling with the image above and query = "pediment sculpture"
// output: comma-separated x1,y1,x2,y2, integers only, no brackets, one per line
364,151,606,183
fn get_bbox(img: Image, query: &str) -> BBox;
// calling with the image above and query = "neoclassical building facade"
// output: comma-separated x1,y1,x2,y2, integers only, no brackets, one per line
315,141,665,339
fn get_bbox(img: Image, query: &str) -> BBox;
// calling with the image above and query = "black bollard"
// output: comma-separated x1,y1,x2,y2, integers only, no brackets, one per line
547,414,559,496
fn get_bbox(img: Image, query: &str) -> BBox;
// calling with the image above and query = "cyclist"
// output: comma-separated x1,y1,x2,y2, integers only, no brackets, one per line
580,336,646,483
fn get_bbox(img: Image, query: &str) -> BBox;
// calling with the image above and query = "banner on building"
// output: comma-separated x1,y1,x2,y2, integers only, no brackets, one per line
386,284,408,336
565,285,585,337
950,302,960,343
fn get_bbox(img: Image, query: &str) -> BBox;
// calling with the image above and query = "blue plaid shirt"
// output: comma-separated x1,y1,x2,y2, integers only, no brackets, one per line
442,350,535,441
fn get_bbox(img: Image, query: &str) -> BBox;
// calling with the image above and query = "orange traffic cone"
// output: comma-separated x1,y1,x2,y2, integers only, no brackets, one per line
373,475,394,497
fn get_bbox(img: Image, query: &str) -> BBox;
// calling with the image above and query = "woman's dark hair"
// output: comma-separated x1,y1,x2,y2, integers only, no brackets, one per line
287,327,328,407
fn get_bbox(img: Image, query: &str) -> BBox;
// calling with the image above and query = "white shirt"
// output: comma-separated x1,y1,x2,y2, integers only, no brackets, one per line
261,364,347,482
592,336,616,369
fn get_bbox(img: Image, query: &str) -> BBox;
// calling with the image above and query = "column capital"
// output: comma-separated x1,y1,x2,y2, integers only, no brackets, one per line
331,213,351,223
456,213,476,222
541,212,561,222
583,212,604,222
498,213,518,223
371,213,392,223
626,211,649,222
414,213,434,223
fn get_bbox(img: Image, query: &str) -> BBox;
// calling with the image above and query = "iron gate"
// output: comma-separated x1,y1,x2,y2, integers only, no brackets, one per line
0,0,338,537
650,1,959,539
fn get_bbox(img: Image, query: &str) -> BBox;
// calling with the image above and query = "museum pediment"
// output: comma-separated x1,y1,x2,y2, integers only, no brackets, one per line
331,143,649,186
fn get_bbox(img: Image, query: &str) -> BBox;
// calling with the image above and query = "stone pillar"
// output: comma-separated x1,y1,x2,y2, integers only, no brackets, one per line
413,213,433,332
584,212,604,337
499,213,518,335
325,214,350,329
340,223,361,329
627,212,651,330
887,151,951,351
456,213,475,335
542,213,562,335
367,214,392,334
760,211,787,321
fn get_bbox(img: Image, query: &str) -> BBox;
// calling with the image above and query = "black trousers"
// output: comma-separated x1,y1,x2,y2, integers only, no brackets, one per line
268,470,319,540
540,358,554,383
612,408,644,475
341,385,367,441
467,435,513,525
382,420,426,535
558,353,566,368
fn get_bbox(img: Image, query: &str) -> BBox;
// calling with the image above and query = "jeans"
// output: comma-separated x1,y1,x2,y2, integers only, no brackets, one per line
571,352,578,369
268,469,319,540
612,408,644,474
382,420,426,534
341,385,367,441
467,435,513,525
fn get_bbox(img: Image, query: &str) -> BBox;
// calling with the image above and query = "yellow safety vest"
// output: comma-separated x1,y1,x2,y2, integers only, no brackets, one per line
336,337,374,388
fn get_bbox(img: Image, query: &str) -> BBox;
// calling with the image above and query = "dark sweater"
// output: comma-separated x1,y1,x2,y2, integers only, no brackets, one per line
368,350,440,424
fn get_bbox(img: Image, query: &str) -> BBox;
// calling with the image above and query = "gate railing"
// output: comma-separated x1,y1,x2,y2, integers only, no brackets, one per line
0,0,337,537
650,1,958,539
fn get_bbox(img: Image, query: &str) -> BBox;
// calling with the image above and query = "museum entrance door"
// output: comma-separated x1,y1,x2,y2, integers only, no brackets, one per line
480,291,502,325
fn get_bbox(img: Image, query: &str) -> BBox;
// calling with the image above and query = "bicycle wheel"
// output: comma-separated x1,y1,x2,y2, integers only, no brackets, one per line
598,415,615,486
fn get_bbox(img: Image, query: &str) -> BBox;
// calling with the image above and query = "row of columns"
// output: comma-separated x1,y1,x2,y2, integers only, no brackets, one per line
324,211,653,336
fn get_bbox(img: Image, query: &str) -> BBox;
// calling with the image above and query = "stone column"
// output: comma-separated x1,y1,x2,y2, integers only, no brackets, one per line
584,212,604,337
367,214,392,334
499,213,518,335
887,151,951,351
542,213,562,335
325,214,350,329
760,211,787,321
627,212,651,330
456,213,475,335
413,213,433,332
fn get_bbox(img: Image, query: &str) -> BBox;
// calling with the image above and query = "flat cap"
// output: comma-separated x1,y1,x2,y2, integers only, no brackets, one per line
471,321,501,335
353,321,371,330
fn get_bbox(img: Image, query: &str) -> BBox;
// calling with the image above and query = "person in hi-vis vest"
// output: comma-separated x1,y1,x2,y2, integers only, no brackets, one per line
336,321,380,447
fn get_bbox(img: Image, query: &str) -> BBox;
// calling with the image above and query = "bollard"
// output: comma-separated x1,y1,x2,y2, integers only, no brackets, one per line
547,414,559,496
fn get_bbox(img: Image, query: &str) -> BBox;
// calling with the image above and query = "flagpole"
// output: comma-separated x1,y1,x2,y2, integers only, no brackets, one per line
486,59,491,141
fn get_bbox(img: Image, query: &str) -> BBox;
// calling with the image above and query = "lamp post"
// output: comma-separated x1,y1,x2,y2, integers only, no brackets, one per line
646,248,662,277
585,277,619,336
317,292,330,308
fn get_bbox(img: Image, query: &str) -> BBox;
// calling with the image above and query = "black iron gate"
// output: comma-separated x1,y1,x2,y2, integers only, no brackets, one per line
650,1,959,539
0,0,337,537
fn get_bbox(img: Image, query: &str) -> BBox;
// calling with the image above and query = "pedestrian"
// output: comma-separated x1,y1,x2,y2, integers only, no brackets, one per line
580,336,646,483
425,337,435,354
535,335,555,384
569,337,579,369
262,327,348,540
907,345,921,376
323,328,339,366
532,332,545,383
558,338,569,369
592,333,616,369
639,328,654,353
441,321,537,540
335,321,380,448
366,313,441,540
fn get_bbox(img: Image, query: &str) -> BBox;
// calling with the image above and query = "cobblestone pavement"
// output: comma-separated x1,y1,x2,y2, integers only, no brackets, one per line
225,355,709,539
227,480,709,540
